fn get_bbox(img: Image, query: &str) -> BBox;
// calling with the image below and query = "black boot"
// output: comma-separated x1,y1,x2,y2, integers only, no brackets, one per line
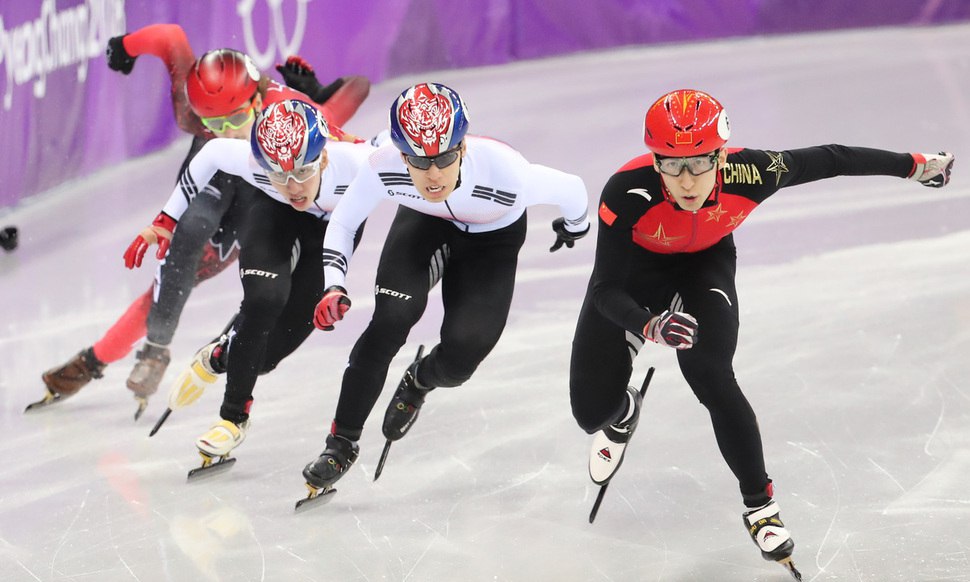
382,361,432,442
303,434,359,489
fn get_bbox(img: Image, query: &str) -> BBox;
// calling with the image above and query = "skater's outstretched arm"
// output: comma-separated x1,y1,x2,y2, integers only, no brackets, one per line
274,55,371,127
106,24,202,136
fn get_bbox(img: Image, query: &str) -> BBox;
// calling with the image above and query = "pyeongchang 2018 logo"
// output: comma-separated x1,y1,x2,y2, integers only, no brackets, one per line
0,0,126,110
236,0,309,71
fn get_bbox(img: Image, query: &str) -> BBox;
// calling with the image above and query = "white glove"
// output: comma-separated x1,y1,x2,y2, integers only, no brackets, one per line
910,152,954,188
645,310,698,350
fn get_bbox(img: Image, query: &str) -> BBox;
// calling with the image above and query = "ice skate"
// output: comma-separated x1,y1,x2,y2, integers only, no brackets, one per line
188,419,248,481
26,348,106,412
170,338,225,409
127,343,171,421
150,336,226,436
382,360,432,442
588,367,654,523
589,384,644,485
743,499,802,581
296,434,359,511
374,346,426,480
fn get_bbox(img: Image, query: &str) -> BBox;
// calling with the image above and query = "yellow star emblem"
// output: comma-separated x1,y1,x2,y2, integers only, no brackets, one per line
647,223,685,246
765,151,788,186
728,210,748,227
706,204,727,222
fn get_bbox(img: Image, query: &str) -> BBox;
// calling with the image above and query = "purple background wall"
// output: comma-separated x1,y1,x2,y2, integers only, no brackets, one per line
2,0,968,209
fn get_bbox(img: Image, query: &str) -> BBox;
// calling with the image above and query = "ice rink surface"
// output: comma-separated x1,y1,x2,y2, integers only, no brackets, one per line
2,23,969,582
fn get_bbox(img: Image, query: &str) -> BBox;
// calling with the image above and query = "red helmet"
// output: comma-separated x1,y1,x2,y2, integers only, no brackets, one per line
185,49,261,118
643,89,730,156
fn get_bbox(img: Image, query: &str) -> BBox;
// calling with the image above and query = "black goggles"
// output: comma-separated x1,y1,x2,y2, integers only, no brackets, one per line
404,146,462,170
655,150,720,177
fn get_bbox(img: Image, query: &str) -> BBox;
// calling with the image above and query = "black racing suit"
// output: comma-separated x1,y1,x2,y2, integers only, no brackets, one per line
148,136,250,346
333,206,528,439
570,145,918,503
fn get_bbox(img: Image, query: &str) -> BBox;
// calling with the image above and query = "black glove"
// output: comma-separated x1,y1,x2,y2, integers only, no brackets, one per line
549,218,589,252
0,225,18,252
275,55,336,103
106,35,136,74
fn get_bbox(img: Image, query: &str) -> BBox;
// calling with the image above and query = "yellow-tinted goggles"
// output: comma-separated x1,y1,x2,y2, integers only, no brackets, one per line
201,101,257,133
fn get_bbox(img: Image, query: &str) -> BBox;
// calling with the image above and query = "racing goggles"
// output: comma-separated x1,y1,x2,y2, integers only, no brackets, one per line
655,150,720,177
404,146,462,171
266,160,320,184
201,100,258,133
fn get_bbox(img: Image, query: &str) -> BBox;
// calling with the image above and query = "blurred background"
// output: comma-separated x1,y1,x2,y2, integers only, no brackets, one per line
2,0,969,209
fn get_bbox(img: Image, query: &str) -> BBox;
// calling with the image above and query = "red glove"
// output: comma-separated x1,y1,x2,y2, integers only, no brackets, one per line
644,310,698,350
124,213,176,269
314,285,351,331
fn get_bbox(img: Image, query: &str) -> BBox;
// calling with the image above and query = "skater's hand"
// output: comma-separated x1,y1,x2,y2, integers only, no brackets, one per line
549,218,589,252
105,35,136,75
276,55,315,80
314,285,351,331
910,152,954,188
276,55,326,102
124,213,176,269
645,310,698,350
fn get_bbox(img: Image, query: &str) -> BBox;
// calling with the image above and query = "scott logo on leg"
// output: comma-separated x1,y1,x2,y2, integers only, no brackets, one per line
376,285,412,300
241,269,279,279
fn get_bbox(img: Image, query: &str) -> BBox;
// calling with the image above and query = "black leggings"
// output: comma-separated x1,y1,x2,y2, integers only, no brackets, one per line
219,194,328,422
570,237,769,499
148,137,252,346
333,206,527,438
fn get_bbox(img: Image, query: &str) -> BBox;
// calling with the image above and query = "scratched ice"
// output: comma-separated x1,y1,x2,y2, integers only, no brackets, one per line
1,23,969,582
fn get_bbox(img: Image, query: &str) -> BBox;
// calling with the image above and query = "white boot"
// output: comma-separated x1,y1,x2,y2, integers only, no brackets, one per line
588,386,642,485
743,499,795,561
168,338,224,410
196,419,249,458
